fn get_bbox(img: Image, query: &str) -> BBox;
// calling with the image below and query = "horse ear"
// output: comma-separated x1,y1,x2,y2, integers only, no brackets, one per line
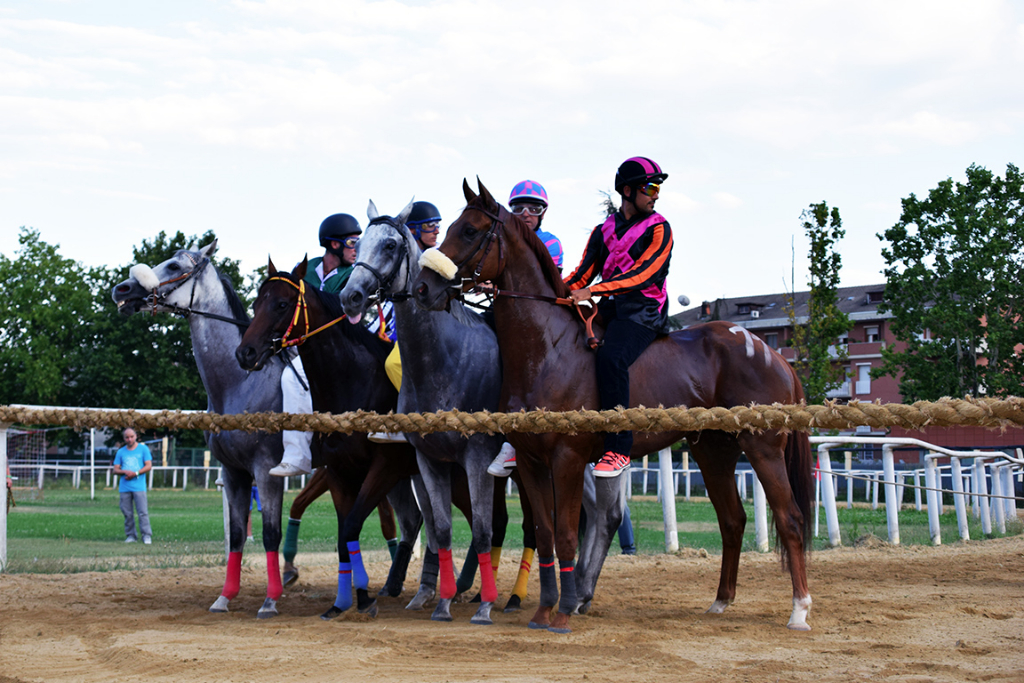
293,255,308,279
200,239,218,258
186,241,197,252
268,256,277,275
396,198,415,226
463,178,477,204
367,199,379,222
477,177,498,211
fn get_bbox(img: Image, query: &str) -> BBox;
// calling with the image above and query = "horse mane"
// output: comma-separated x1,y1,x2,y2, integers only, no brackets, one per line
505,211,572,298
218,273,251,324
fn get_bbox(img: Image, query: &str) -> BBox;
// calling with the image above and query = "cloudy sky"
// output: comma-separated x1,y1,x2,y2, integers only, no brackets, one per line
2,0,1022,314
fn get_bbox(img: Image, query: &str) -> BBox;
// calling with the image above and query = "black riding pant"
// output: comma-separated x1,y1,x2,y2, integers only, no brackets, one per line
596,318,657,455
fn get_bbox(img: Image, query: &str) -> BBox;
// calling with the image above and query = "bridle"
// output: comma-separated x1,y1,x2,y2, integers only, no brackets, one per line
146,252,249,329
260,275,349,353
451,202,601,349
352,215,417,303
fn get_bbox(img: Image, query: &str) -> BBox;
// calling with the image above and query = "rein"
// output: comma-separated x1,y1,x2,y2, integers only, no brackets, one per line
264,275,348,351
469,286,602,350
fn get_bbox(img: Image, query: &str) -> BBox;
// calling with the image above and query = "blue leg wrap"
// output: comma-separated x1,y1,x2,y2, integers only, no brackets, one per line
334,562,353,611
538,556,558,608
347,540,369,590
558,559,578,614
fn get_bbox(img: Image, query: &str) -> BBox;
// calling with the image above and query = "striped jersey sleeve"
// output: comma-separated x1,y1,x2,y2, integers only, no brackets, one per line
588,221,672,297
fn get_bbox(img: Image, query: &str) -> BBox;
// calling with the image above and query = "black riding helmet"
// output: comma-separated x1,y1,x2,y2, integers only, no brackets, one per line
614,156,668,193
407,201,442,227
319,213,362,255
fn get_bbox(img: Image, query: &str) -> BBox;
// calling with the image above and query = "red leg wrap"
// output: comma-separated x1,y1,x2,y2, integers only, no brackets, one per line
266,551,282,600
478,552,498,603
223,551,243,600
438,548,456,599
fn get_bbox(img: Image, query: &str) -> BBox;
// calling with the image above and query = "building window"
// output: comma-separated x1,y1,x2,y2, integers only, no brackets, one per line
865,325,880,343
764,333,778,349
855,364,871,394
737,304,750,314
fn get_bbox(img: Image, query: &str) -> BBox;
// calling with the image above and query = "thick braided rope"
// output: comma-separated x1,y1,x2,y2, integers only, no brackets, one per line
3,397,1024,435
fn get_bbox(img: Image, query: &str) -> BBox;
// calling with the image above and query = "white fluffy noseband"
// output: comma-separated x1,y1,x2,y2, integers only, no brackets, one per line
130,264,160,291
420,248,459,281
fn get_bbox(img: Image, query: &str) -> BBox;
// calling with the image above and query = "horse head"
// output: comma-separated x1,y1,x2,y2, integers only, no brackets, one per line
235,257,307,372
413,178,508,312
340,199,416,320
112,240,219,316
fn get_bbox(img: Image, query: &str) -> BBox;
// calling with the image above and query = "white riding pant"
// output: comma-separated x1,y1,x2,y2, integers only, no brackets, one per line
280,355,312,471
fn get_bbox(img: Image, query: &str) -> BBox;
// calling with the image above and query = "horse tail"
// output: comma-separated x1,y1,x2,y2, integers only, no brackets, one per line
783,430,815,565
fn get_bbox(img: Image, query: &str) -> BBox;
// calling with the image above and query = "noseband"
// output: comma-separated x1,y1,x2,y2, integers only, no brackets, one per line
352,216,415,302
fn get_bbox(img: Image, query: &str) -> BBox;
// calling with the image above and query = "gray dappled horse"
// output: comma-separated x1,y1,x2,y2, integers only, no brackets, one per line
112,241,287,618
340,200,626,622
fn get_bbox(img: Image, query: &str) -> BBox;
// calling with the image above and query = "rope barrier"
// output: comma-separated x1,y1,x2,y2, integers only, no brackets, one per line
4,396,1024,436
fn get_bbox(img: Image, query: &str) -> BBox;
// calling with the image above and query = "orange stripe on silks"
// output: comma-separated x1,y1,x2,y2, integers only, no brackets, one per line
591,223,671,296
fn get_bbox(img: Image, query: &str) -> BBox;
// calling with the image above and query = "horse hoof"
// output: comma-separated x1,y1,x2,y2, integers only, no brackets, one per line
547,625,572,634
282,568,299,588
358,600,379,618
527,621,550,630
706,599,731,614
503,595,523,613
378,583,402,597
574,600,592,616
257,598,279,619
320,606,345,621
470,602,493,625
406,586,435,611
209,596,230,613
787,622,812,631
431,598,453,622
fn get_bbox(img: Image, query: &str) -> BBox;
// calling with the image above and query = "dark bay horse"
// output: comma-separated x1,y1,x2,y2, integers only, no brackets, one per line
413,180,815,633
236,260,482,618
112,241,287,618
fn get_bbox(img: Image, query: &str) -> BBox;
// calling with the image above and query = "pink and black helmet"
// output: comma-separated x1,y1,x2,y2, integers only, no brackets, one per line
509,180,549,207
614,156,668,192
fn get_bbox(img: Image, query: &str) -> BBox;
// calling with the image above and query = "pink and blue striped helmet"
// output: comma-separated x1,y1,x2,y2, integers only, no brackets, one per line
509,180,549,207
614,156,668,191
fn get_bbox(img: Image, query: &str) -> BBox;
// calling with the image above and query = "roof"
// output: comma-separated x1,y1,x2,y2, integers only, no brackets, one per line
672,283,890,330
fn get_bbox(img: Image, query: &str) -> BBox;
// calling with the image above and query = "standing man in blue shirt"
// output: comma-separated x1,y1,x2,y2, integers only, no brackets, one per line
112,428,153,544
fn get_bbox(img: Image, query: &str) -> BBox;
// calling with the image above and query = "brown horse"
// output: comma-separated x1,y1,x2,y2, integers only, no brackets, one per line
413,179,814,633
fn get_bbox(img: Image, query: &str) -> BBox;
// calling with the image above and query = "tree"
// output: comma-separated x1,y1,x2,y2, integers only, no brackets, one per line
0,228,101,406
786,202,852,404
876,163,1024,401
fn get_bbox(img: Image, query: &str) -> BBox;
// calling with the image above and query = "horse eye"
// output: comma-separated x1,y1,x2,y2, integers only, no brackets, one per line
384,239,396,252
463,226,478,239
167,262,180,271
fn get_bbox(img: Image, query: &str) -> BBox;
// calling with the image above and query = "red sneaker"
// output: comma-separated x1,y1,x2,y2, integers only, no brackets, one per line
593,452,631,478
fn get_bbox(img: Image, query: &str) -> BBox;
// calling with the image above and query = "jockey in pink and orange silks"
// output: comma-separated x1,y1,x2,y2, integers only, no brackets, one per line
564,156,673,477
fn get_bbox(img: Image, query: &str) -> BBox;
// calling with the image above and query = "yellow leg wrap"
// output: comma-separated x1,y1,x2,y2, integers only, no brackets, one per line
511,547,534,599
490,547,502,578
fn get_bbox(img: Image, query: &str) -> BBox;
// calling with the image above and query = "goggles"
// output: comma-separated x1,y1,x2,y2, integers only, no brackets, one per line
511,203,546,216
341,236,359,249
416,221,441,234
637,183,660,198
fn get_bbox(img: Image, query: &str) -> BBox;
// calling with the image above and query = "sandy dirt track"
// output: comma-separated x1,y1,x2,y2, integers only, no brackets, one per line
2,536,1023,683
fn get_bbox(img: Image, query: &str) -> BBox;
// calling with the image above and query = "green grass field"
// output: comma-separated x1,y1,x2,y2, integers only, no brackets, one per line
3,485,1020,574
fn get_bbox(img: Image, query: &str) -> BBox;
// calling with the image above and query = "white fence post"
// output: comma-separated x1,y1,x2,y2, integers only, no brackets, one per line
1,423,9,572
816,443,841,547
882,445,900,545
950,456,970,541
924,455,941,546
991,463,1006,535
658,448,678,552
975,458,992,535
752,473,769,552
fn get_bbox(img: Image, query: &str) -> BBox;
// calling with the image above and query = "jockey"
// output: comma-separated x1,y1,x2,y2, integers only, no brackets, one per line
508,180,563,271
487,180,564,477
406,200,443,251
270,214,362,477
564,156,673,477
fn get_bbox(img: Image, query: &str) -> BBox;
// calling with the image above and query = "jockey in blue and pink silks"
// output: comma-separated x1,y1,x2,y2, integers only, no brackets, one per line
565,156,674,478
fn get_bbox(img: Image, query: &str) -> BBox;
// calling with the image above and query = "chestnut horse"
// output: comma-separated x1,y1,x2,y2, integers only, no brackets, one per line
414,179,814,633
